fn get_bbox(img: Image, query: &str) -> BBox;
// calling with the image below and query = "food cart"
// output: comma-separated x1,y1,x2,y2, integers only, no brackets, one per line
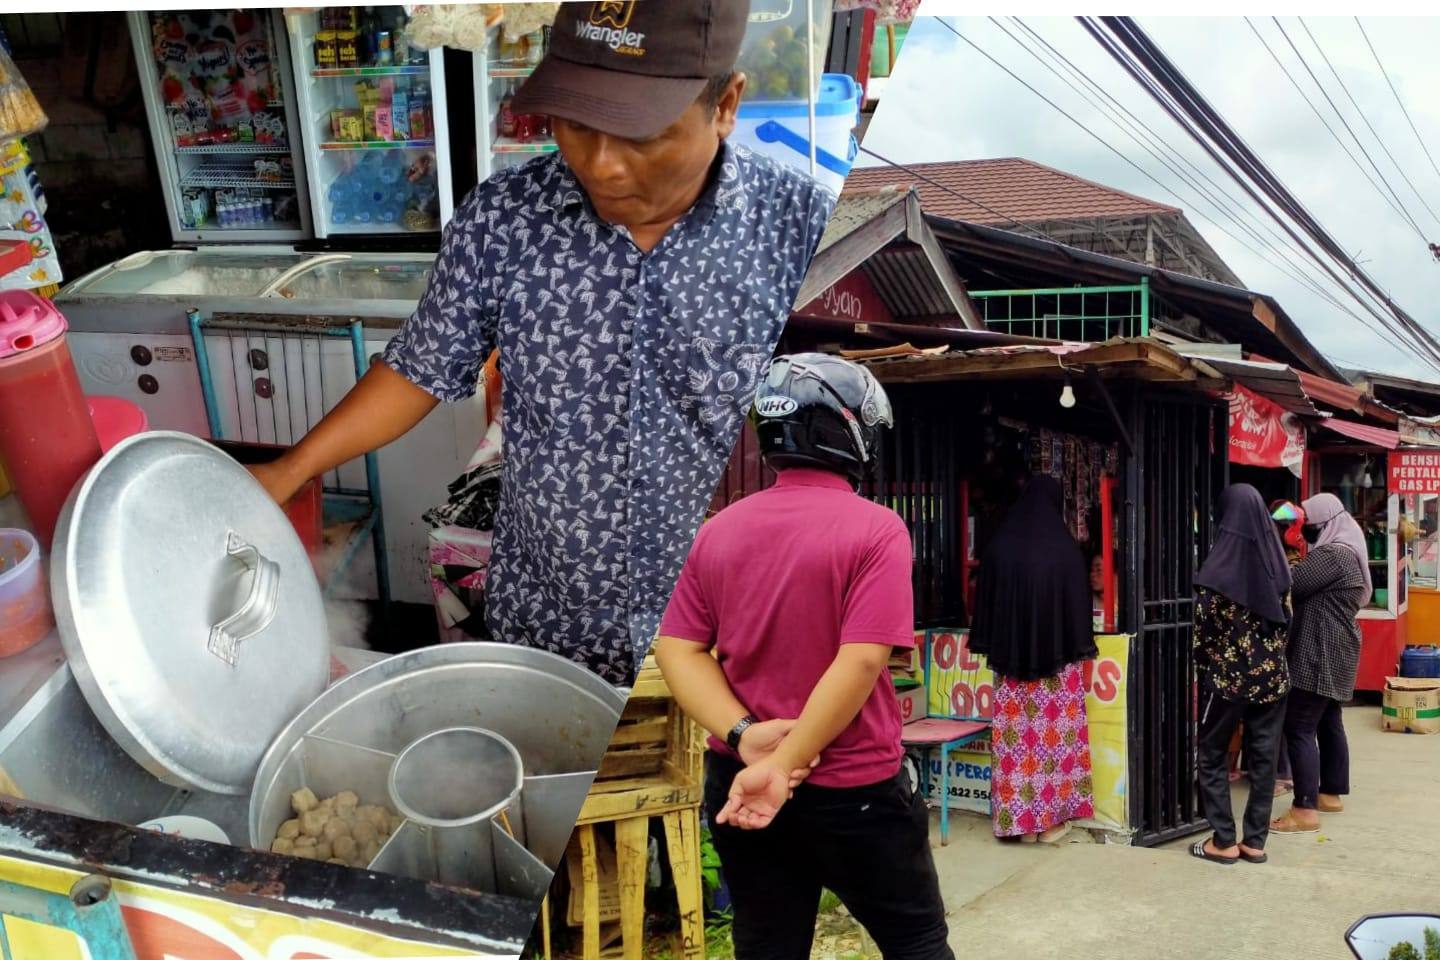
0,424,625,957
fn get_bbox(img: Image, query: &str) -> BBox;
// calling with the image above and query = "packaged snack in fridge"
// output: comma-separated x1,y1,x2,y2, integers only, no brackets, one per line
337,30,359,69
390,90,410,140
336,110,363,142
374,103,393,141
315,30,339,68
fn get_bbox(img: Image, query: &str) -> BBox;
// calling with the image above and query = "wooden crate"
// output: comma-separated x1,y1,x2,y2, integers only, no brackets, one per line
588,657,703,796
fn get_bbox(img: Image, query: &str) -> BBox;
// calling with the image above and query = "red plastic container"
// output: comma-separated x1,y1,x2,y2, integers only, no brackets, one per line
0,292,103,550
88,396,149,452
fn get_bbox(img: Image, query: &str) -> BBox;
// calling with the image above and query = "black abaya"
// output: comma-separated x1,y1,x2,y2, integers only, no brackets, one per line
969,475,1097,681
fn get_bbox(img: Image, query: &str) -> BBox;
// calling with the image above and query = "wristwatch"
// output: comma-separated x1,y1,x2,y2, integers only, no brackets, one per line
726,714,758,752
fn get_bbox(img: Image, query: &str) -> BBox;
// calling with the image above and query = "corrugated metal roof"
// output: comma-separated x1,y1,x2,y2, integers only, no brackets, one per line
843,157,1180,224
1175,352,1321,418
1320,419,1401,449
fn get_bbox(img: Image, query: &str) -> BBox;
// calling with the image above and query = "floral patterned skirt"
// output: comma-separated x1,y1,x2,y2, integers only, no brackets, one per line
990,662,1096,838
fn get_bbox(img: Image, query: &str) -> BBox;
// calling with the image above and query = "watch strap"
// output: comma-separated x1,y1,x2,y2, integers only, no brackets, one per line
726,714,758,752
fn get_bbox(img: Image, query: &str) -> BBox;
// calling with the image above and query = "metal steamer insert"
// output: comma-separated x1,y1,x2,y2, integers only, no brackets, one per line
249,642,626,897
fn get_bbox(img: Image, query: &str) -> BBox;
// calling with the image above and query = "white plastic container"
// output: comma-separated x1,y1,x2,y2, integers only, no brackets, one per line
731,74,862,194
0,528,50,657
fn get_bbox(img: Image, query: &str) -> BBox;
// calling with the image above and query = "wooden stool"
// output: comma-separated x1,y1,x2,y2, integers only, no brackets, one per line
543,662,706,960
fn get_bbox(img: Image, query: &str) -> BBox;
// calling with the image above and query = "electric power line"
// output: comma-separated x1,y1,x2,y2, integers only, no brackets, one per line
1247,17,1427,244
997,17,1391,340
1355,17,1440,192
952,16,1426,369
1079,17,1440,373
1087,16,1440,374
1299,16,1440,233
1270,16,1429,242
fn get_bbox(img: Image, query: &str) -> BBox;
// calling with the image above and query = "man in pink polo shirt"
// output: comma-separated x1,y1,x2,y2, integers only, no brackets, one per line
655,354,954,960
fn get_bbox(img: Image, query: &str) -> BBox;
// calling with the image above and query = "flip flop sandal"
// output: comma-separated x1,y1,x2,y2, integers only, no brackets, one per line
1269,814,1319,834
1273,782,1293,797
1239,850,1269,864
1190,840,1238,865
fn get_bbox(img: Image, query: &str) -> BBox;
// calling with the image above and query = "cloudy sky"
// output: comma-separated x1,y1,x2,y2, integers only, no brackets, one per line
858,16,1440,378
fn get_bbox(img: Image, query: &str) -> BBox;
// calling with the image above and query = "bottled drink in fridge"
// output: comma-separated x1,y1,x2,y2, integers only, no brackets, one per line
0,291,103,549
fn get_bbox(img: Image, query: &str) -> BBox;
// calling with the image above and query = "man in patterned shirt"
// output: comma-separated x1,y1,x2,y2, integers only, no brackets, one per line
250,0,836,686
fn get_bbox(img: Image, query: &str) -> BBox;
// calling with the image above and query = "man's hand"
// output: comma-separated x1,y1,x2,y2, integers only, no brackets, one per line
247,459,303,506
716,760,791,830
738,719,818,788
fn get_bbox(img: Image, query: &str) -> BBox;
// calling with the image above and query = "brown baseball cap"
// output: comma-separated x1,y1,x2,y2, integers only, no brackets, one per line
511,1,751,141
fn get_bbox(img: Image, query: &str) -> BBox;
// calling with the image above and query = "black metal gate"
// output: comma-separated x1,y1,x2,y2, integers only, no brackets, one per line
1124,388,1226,846
861,385,966,628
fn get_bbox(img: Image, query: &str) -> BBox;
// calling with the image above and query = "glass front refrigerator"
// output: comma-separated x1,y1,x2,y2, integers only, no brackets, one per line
129,9,314,243
284,6,454,239
470,2,844,186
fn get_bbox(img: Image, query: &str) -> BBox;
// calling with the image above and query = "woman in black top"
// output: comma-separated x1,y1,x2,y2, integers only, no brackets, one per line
1271,493,1370,835
1190,484,1292,865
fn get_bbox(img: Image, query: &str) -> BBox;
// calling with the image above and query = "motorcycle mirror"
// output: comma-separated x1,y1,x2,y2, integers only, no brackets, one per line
1346,914,1440,959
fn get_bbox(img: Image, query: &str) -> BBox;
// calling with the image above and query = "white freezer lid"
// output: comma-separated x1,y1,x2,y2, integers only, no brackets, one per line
262,253,436,304
58,248,310,299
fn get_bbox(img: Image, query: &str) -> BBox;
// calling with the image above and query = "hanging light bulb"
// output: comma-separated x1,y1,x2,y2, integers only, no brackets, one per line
1362,470,1374,489
1059,378,1077,409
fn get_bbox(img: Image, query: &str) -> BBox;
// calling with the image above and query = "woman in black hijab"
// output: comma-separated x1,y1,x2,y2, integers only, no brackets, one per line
1190,484,1292,866
971,475,1098,843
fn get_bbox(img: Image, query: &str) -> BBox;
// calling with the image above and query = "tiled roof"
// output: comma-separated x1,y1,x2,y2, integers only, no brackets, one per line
842,157,1180,225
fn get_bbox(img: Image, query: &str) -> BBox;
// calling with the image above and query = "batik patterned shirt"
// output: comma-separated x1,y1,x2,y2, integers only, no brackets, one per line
1195,586,1291,704
383,142,835,685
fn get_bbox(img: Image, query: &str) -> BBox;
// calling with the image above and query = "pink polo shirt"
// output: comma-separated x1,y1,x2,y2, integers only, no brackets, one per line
659,468,915,788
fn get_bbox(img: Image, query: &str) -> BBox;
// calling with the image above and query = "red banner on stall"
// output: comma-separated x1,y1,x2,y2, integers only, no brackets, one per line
1390,451,1440,494
792,269,896,326
1228,385,1305,473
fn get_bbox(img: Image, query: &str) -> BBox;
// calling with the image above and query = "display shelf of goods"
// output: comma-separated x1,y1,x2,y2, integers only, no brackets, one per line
181,160,295,190
176,142,292,156
491,137,556,154
312,65,429,78
488,66,534,79
320,139,435,151
737,23,824,101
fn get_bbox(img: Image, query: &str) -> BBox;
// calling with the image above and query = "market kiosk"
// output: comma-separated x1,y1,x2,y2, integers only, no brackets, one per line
850,340,1228,847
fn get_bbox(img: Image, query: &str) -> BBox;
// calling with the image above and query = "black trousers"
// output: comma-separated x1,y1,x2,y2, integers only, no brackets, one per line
704,752,954,960
1283,686,1350,810
1196,686,1286,849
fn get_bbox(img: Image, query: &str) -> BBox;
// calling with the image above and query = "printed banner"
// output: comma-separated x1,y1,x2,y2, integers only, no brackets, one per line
1390,451,1440,495
1077,633,1130,832
919,634,1131,833
0,855,495,960
924,629,993,721
916,737,992,815
1228,386,1304,475
792,268,896,326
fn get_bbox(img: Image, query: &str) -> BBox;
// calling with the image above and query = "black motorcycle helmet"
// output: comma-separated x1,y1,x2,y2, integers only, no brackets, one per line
750,353,894,483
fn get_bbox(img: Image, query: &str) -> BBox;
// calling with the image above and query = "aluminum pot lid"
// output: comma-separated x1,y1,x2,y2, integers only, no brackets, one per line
51,431,330,795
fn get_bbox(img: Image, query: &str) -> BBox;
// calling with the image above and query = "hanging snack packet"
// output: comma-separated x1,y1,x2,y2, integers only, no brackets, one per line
0,46,49,142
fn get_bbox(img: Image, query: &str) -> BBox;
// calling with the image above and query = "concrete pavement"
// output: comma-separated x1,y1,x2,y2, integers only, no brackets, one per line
816,704,1440,958
928,705,1440,959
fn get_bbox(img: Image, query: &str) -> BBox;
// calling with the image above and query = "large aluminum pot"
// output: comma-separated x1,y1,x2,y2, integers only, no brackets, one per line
248,642,623,897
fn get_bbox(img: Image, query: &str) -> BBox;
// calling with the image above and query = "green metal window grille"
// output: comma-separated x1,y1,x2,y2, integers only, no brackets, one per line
970,279,1151,342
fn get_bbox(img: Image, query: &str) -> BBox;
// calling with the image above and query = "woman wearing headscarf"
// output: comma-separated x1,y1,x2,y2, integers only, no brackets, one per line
1189,485,1292,866
970,475,1098,844
1271,493,1371,835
